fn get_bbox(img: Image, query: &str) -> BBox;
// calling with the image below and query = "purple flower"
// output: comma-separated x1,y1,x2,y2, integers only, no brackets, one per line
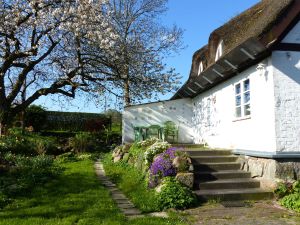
148,147,184,187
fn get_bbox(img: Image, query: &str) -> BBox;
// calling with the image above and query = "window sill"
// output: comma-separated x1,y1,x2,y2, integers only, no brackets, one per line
232,115,251,122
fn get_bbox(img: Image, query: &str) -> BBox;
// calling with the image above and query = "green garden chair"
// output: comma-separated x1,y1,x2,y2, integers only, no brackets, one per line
163,121,179,143
146,125,162,140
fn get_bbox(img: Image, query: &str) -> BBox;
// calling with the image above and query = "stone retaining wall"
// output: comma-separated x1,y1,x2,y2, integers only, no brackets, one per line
237,155,300,189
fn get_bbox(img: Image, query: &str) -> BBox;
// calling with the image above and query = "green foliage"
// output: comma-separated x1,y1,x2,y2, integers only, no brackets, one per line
0,159,186,225
274,182,291,199
0,129,58,155
102,154,160,212
56,152,94,163
144,141,171,166
43,111,111,132
24,105,47,131
0,153,63,208
128,143,144,158
70,132,93,153
136,137,159,148
281,193,300,212
157,177,197,210
276,180,300,212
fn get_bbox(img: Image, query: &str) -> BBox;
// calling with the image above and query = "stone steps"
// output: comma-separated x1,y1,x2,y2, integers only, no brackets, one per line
196,178,260,190
178,144,273,202
195,188,273,201
193,162,241,171
194,170,251,180
191,155,238,163
186,149,232,156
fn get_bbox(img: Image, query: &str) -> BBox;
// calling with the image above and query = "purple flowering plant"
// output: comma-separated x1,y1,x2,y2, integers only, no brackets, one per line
148,147,184,188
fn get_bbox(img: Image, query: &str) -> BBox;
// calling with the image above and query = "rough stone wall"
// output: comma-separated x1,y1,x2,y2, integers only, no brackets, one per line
238,155,300,189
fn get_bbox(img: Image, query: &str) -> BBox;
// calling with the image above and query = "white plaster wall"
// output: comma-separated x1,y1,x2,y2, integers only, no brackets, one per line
272,51,300,152
192,58,277,152
122,98,194,143
282,21,300,43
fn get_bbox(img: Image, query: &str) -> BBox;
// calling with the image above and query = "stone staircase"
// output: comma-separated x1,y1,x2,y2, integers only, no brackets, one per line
182,145,273,201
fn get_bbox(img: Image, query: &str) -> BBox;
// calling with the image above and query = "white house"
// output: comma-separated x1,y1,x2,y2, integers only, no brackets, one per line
123,0,300,182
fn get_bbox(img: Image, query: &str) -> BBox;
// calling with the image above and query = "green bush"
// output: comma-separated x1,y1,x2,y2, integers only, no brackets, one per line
144,141,171,166
276,180,300,212
0,129,58,155
70,132,93,153
281,193,300,212
157,177,197,210
274,182,292,199
0,153,63,207
24,105,47,131
102,154,159,212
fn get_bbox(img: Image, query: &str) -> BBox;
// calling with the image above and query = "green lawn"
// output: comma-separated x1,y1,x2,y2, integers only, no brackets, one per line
0,159,187,225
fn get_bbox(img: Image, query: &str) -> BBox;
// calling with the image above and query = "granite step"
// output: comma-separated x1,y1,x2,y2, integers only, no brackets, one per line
194,170,251,181
195,188,273,201
191,155,238,163
196,178,260,190
193,162,241,171
185,149,232,157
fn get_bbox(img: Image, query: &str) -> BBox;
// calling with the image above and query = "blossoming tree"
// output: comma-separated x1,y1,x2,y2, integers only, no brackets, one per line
84,0,183,106
0,0,115,132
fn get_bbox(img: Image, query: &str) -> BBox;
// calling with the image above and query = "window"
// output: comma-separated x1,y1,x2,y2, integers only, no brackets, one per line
235,79,250,118
197,61,204,75
215,40,224,61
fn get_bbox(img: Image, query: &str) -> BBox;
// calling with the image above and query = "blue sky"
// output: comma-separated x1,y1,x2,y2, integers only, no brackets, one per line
35,0,259,112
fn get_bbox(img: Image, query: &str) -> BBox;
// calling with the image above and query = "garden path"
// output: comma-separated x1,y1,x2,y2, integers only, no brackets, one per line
94,160,142,217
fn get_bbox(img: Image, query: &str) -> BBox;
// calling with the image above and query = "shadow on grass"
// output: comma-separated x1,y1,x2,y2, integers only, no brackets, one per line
0,160,125,224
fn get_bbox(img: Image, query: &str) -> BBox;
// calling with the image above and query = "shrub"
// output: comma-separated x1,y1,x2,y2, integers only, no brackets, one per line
0,129,58,155
24,105,47,131
276,180,300,212
157,177,197,210
144,141,171,166
70,132,93,153
274,182,292,199
136,138,159,148
149,147,189,188
1,153,63,197
281,193,300,212
149,148,178,188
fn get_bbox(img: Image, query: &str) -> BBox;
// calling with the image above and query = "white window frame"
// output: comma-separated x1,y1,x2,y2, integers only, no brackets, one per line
215,40,224,62
197,61,204,75
234,78,251,119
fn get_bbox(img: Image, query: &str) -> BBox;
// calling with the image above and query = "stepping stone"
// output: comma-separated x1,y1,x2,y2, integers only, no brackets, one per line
95,160,142,218
121,208,141,216
117,203,135,209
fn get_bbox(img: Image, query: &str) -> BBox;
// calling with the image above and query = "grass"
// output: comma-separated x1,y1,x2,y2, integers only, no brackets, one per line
0,159,187,225
102,154,159,213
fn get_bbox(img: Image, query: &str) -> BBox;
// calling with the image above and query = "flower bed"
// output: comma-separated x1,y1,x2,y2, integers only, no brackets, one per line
111,138,197,210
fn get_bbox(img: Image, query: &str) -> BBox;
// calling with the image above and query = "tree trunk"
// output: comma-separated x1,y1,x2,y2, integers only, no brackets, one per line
0,107,8,136
124,78,131,106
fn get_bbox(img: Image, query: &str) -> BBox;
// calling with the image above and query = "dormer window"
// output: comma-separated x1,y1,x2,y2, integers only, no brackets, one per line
215,40,224,61
197,61,204,75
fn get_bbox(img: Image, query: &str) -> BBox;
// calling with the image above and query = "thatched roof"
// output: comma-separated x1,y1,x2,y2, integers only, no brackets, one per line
172,0,299,99
209,0,294,61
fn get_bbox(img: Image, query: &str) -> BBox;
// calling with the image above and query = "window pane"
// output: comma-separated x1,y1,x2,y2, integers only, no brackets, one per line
243,91,250,104
244,104,251,116
235,107,241,117
235,95,241,106
235,83,241,95
244,79,250,91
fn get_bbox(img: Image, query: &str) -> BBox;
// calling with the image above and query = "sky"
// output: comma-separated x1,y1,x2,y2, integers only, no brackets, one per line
35,0,260,113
